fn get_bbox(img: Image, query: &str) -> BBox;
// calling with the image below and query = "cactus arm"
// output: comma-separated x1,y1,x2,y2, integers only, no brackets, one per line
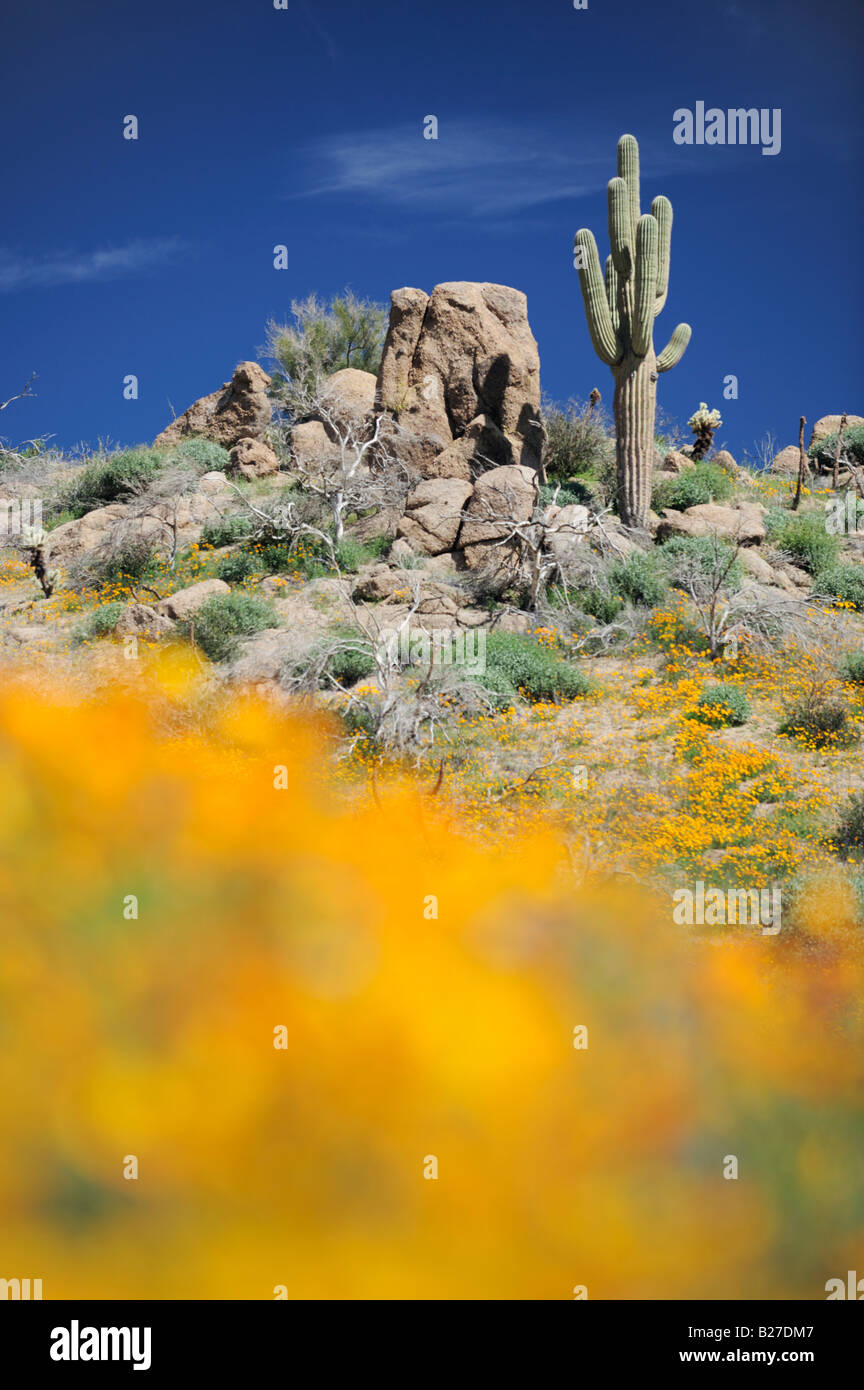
617,134,641,242
656,322,692,373
608,178,633,279
605,255,620,334
651,195,672,314
632,214,659,356
575,229,621,365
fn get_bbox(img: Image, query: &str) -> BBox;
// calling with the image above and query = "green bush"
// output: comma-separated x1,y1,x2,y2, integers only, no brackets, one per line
652,462,734,512
539,482,594,509
73,601,125,644
770,513,840,575
216,551,259,584
324,630,377,687
200,514,255,549
183,592,276,663
334,536,373,573
841,650,864,684
818,564,864,610
832,792,864,860
574,589,624,624
808,423,864,471
778,694,858,749
608,551,668,608
266,291,388,391
658,535,743,591
483,632,592,704
363,534,392,559
63,448,164,516
165,439,230,472
542,399,615,482
685,683,750,728
474,664,519,708
92,537,157,584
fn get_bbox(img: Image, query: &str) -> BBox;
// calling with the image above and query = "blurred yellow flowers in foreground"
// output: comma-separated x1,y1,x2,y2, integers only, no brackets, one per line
0,654,861,1299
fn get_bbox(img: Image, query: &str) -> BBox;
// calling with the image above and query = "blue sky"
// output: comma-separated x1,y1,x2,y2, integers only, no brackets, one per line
1,0,861,460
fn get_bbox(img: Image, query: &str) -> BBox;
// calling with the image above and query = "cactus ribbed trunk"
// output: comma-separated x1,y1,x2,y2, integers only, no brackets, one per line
574,134,690,530
613,350,656,529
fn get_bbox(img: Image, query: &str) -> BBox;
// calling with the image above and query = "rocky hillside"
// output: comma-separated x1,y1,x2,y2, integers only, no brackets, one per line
1,283,863,916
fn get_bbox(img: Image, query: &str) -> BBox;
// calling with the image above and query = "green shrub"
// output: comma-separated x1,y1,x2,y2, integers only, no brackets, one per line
474,664,519,708
259,542,298,574
778,694,858,749
363,534,392,559
652,462,734,512
63,448,164,516
818,564,864,610
216,551,259,584
539,482,594,509
183,592,276,663
609,551,668,608
166,439,230,472
762,506,792,541
770,512,840,575
542,398,615,482
73,601,125,644
266,291,388,391
324,630,377,687
92,537,157,584
658,535,743,591
574,589,624,624
483,632,592,704
832,792,864,861
334,536,373,573
685,683,750,728
841,650,864,684
200,514,255,549
808,423,864,471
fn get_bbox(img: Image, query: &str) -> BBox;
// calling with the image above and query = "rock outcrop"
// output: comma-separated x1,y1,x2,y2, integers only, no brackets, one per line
228,437,280,480
375,282,543,480
154,362,272,450
397,479,474,555
809,415,864,449
656,502,766,545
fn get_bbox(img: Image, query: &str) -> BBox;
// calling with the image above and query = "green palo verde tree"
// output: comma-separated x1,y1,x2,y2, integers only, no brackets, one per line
574,134,691,529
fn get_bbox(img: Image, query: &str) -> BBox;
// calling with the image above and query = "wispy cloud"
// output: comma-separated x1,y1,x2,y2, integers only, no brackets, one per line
0,237,190,292
292,120,621,217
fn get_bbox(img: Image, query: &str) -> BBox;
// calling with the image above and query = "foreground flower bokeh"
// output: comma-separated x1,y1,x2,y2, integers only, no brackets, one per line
0,652,861,1299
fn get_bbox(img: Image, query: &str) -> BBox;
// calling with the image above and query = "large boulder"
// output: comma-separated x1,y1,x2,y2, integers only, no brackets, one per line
459,463,537,571
397,478,473,555
656,502,766,546
770,445,803,475
660,449,694,475
154,362,272,450
545,503,591,565
229,437,280,480
425,413,521,482
375,288,430,415
375,282,543,476
320,368,377,429
809,415,864,449
291,420,333,472
155,578,230,621
114,603,174,641
47,474,232,568
46,503,127,564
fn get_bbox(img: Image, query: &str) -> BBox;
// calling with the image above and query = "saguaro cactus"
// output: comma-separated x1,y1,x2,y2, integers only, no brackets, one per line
574,134,691,528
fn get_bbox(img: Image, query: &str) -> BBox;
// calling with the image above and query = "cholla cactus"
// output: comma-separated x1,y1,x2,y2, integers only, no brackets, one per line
574,134,691,528
19,523,58,598
688,403,722,461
